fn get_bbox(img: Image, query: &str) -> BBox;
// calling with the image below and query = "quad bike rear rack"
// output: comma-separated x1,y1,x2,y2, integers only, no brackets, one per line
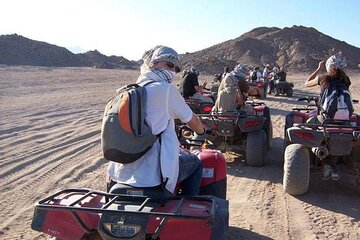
34,188,217,235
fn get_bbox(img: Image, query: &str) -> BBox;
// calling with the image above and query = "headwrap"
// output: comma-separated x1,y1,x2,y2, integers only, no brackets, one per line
325,55,347,73
140,45,181,74
232,64,249,79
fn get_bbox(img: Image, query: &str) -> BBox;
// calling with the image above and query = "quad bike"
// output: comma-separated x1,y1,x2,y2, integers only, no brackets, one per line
268,71,293,97
175,98,214,133
198,99,273,167
31,126,229,240
184,97,214,114
247,80,267,98
268,79,294,97
283,96,360,196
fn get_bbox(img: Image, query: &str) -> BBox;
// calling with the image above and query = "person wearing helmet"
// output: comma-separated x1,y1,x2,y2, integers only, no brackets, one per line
180,67,213,103
108,45,205,196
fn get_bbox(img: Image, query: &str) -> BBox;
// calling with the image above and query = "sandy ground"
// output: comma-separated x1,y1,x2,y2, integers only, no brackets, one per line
0,66,359,240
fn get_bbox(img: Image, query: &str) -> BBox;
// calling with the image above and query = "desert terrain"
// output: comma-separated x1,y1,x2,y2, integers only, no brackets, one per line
0,66,359,240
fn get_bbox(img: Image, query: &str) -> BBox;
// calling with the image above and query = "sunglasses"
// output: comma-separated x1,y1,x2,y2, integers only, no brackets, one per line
166,62,181,73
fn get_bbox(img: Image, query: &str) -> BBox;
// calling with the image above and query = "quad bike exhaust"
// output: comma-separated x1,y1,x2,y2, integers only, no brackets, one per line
312,146,329,159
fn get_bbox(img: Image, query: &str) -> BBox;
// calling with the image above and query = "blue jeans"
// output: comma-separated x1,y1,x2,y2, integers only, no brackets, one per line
177,148,203,195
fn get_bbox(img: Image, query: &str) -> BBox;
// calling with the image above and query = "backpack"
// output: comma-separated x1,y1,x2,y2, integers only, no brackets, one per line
320,81,353,120
251,71,258,81
101,81,160,164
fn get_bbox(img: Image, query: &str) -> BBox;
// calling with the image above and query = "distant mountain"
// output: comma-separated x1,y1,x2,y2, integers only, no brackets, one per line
1,27,360,73
0,34,139,69
77,50,138,69
0,34,87,67
180,25,360,74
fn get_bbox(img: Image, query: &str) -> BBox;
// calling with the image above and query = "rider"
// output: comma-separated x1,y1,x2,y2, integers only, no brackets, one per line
108,45,206,196
180,67,213,103
247,66,264,98
215,64,255,114
304,54,352,180
221,66,231,79
305,54,351,122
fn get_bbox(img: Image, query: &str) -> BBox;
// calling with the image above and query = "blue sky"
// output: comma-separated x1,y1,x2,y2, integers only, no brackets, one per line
1,0,359,60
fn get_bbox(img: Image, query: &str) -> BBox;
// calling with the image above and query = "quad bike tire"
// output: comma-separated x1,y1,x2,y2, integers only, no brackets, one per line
263,85,267,98
246,130,267,167
350,147,360,195
283,113,294,151
274,87,280,96
286,88,293,97
283,144,310,195
262,106,272,149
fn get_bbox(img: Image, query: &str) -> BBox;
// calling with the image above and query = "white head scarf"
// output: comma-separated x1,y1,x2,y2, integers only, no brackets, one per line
325,55,347,73
232,64,249,79
140,45,181,75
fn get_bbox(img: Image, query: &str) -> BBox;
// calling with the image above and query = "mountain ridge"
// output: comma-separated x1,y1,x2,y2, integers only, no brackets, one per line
1,26,359,73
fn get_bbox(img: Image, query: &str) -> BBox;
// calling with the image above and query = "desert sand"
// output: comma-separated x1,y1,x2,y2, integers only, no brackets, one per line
0,66,359,240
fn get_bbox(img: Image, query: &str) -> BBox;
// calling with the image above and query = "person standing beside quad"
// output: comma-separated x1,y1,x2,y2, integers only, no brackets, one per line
180,67,213,103
107,45,206,196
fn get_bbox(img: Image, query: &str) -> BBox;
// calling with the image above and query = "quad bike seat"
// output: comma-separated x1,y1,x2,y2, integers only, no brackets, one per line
109,183,173,199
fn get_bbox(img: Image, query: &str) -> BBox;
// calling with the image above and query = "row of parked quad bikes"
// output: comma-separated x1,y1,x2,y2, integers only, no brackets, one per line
30,87,360,240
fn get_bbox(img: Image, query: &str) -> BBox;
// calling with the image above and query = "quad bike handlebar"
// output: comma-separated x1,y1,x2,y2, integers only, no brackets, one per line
177,125,214,148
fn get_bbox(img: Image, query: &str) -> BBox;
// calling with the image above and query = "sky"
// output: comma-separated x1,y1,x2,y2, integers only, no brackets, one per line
1,0,360,61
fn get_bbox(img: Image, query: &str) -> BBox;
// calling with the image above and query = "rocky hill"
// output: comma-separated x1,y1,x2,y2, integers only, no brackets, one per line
1,26,359,73
180,25,360,74
0,34,87,67
0,34,139,69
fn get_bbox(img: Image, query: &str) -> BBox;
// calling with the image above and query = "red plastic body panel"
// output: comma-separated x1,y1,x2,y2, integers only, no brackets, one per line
39,193,102,240
196,149,227,187
146,199,213,240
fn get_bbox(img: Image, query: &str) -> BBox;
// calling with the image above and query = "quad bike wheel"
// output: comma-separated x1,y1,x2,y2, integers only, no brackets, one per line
283,113,294,151
286,88,293,97
246,130,267,167
274,87,280,96
283,144,310,195
262,106,272,149
350,147,360,195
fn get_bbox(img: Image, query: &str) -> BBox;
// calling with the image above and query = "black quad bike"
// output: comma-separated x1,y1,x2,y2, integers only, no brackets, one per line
283,96,360,196
271,79,294,97
268,71,293,97
31,127,229,240
199,100,273,167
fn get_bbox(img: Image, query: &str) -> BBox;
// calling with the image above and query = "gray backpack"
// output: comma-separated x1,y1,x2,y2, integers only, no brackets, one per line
101,81,159,164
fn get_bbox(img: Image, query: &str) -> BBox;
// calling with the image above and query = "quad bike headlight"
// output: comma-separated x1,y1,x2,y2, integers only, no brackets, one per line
103,222,141,238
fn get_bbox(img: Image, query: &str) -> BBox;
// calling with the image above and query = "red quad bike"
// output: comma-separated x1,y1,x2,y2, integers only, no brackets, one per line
283,96,360,196
248,79,267,98
184,97,214,114
199,100,273,167
31,126,229,240
175,97,214,134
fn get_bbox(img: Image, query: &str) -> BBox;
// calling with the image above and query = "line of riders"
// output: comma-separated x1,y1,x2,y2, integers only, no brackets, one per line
106,46,355,197
178,53,356,184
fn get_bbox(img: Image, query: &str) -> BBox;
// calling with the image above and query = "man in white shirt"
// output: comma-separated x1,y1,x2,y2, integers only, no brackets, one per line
107,45,206,196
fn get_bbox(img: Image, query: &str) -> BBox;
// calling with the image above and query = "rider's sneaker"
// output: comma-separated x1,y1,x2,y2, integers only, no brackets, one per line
331,170,340,181
321,164,331,180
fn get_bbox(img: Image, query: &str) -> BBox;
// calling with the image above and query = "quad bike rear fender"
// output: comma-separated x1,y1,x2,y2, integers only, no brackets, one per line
287,126,323,147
